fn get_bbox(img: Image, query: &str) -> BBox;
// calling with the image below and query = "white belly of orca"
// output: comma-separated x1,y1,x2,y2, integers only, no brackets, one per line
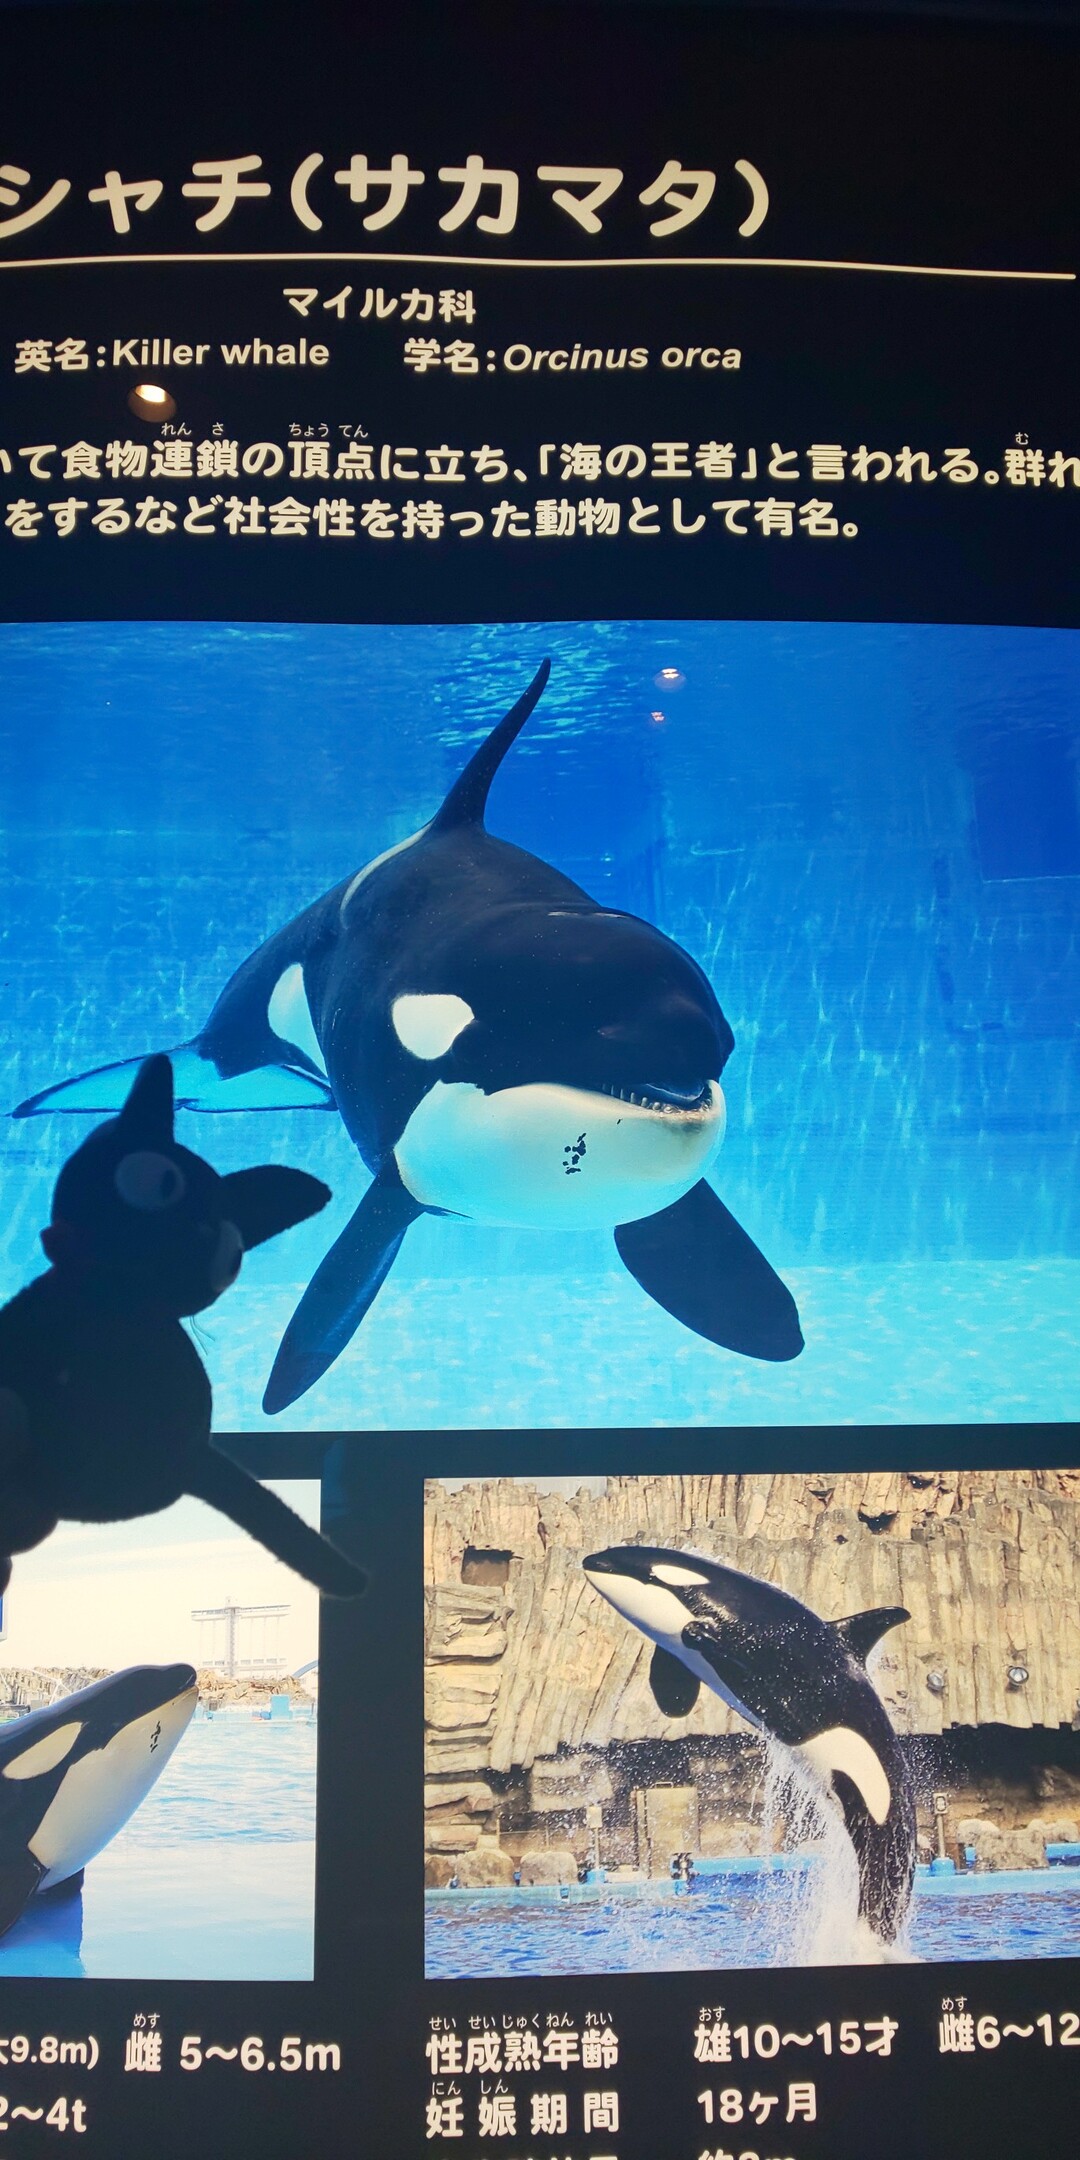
797,1726,892,1827
30,1686,197,1889
394,1080,725,1229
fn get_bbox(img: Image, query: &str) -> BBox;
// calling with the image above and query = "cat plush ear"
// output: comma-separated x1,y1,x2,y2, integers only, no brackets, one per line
218,1167,331,1250
116,1054,175,1147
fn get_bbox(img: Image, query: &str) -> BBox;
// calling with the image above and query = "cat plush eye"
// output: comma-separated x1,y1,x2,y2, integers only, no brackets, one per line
113,1150,187,1211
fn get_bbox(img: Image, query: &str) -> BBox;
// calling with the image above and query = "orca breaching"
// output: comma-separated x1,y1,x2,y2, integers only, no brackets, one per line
0,1664,196,1938
583,1544,915,1946
15,662,803,1413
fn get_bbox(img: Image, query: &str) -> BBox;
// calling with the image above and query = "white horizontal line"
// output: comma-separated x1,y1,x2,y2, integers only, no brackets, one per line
0,249,1073,281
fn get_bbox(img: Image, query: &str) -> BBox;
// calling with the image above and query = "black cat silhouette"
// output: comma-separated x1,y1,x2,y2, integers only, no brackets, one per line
0,1055,365,1597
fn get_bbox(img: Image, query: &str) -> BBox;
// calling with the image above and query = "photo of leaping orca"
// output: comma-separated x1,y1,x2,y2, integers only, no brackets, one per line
583,1543,915,1945
0,1664,197,1938
14,662,802,1412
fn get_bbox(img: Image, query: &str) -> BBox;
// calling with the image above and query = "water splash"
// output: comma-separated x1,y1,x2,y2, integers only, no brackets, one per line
757,1737,914,1965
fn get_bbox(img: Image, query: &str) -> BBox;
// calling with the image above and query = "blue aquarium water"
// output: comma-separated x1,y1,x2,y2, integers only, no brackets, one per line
424,1867,1080,1978
0,1715,316,1981
1,618,1077,1430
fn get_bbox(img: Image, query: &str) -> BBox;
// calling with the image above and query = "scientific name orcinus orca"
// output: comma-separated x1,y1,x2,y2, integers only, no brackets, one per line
584,1544,914,1945
15,662,803,1411
0,1663,196,1937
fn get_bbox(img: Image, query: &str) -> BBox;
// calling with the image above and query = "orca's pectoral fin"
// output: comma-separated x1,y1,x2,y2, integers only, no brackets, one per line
186,1447,368,1597
649,1643,701,1718
615,1181,803,1362
13,1044,333,1119
830,1607,911,1663
680,1618,761,1712
35,1867,84,1901
262,1167,422,1413
0,1851,45,1939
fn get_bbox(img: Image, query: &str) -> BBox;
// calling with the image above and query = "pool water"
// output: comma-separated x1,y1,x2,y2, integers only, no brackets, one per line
2,617,1077,1430
0,1715,317,1981
424,1868,1080,1978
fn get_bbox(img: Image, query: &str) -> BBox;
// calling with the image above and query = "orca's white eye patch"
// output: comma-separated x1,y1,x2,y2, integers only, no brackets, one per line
114,1151,187,1211
3,1722,82,1779
651,1562,712,1587
391,993,474,1061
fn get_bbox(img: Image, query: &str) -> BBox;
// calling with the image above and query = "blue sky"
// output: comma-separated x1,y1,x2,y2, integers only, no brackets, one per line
1,1482,321,1673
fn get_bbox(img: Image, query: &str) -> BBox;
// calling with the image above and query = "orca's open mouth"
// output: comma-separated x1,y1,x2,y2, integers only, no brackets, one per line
599,1080,713,1114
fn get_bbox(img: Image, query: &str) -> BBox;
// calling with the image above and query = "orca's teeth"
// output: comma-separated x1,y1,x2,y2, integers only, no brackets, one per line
599,1080,711,1114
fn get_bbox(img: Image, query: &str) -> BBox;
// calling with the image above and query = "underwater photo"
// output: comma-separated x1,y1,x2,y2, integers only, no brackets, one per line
1,616,1078,1429
424,1471,1080,1976
0,1481,320,1980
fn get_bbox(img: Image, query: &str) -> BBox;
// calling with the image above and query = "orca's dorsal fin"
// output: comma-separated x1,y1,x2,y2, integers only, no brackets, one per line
830,1607,910,1663
431,660,551,833
649,1642,701,1718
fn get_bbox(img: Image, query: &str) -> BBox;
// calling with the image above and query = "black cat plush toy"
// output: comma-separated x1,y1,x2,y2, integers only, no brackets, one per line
0,1055,365,1597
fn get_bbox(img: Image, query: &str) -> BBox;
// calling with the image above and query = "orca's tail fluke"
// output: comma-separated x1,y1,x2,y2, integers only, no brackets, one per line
187,1447,368,1597
431,659,551,833
262,1165,422,1413
12,1043,333,1118
13,1052,166,1118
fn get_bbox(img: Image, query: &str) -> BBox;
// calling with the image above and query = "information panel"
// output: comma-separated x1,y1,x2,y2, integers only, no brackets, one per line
0,5,1077,2155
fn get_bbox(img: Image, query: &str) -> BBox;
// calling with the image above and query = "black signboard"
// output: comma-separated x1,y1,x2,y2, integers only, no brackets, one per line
0,6,1077,2155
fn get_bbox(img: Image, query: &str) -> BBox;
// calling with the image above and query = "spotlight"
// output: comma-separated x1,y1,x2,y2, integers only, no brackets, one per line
653,667,685,690
925,1669,947,1695
1007,1664,1030,1689
128,382,176,422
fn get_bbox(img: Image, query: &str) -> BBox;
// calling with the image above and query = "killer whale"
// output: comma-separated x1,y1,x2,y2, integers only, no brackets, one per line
583,1543,915,1945
0,1663,197,1938
15,661,803,1411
